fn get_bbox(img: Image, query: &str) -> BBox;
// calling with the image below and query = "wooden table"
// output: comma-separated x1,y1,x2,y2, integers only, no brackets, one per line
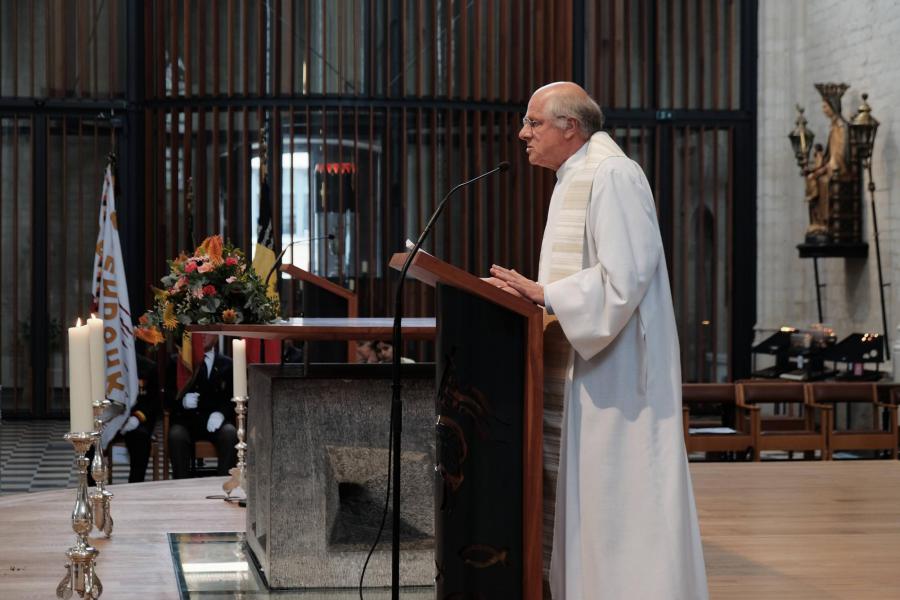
3,463,900,598
189,317,436,341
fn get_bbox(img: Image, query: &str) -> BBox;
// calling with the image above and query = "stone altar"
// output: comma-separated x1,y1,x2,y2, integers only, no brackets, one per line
245,363,435,589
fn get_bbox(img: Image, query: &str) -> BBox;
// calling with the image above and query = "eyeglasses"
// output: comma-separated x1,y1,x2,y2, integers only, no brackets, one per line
521,115,567,130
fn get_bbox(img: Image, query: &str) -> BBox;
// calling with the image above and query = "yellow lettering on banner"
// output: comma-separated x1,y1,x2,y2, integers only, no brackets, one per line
107,369,125,393
103,296,118,321
104,255,115,273
106,348,121,368
105,342,125,393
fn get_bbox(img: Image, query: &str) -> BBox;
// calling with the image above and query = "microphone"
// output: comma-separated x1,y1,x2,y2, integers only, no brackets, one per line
377,161,510,597
407,161,510,264
263,233,336,288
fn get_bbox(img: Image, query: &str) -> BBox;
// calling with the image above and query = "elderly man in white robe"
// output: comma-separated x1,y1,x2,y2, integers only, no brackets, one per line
489,82,708,599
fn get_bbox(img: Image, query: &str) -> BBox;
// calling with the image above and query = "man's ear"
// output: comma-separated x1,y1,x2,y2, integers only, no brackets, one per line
562,118,578,139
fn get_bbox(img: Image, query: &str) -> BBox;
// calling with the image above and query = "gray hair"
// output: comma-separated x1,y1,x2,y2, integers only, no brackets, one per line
545,92,605,137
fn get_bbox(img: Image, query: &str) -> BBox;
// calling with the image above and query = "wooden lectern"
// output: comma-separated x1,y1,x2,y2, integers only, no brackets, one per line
280,264,358,362
390,251,544,600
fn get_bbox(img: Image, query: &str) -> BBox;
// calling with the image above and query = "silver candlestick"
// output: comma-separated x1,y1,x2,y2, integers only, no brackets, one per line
90,400,113,537
222,395,248,498
57,432,103,599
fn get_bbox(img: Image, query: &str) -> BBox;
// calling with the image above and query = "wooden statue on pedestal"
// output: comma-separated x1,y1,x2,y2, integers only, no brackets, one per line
789,85,890,358
797,82,861,246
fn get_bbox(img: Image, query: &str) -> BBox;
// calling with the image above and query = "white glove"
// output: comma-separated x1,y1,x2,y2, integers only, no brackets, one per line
121,416,140,434
207,411,225,433
183,392,200,410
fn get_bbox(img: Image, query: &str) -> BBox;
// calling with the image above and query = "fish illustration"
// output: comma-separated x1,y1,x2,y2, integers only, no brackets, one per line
437,352,507,439
436,414,468,463
435,463,465,493
458,544,509,569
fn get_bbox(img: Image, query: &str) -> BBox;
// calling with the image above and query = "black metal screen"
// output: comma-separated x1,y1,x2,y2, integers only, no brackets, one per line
0,0,757,416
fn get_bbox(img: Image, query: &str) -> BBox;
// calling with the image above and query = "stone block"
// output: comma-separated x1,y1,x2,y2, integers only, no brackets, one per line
245,363,435,589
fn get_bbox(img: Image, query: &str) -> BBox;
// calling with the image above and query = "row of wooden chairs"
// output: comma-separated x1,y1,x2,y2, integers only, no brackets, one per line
682,382,899,460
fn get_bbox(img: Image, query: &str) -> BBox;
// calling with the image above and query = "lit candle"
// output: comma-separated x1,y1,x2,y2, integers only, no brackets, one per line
233,339,247,398
68,319,94,433
87,314,105,405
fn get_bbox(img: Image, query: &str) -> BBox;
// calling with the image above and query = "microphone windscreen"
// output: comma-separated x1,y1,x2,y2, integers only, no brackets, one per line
497,161,511,172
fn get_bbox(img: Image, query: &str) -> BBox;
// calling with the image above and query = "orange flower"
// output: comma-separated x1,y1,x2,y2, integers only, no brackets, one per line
135,326,165,346
172,252,189,269
198,235,225,266
222,309,237,323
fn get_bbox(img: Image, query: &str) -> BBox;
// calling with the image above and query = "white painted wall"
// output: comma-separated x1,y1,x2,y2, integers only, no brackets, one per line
757,0,900,366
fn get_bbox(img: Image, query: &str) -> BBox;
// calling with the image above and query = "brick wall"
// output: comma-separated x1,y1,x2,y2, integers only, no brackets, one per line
757,0,900,364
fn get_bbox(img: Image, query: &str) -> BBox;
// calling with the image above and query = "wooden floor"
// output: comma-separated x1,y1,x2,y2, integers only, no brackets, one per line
1,463,899,599
0,477,245,599
695,461,900,600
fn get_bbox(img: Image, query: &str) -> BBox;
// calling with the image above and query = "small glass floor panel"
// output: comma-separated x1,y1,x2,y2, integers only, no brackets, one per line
169,532,432,599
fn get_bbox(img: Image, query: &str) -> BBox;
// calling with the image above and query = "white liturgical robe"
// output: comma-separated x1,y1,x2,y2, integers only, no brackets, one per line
540,136,709,599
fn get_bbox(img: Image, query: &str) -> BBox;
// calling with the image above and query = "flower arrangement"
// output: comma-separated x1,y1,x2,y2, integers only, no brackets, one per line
135,235,279,345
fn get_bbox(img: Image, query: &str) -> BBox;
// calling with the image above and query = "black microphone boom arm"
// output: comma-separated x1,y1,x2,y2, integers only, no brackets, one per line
263,233,336,288
383,161,510,598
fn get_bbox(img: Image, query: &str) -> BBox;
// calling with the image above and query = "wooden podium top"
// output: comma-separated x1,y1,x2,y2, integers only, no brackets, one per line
279,264,357,303
188,317,436,341
390,251,542,318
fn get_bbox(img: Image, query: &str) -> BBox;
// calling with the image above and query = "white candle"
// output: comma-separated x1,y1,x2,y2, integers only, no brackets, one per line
68,319,94,433
233,339,247,398
87,314,105,405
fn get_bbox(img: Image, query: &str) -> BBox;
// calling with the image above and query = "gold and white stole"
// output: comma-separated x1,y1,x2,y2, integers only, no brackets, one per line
542,131,626,584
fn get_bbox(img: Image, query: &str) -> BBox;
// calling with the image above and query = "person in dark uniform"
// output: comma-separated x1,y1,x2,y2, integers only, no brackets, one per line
167,335,237,479
85,342,160,485
118,346,161,482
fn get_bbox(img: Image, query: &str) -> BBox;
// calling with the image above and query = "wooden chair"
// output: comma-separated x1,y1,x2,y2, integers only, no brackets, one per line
807,382,898,459
162,410,218,478
891,387,900,452
736,381,830,460
682,383,753,459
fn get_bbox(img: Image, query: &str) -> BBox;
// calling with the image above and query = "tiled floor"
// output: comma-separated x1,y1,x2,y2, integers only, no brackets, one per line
0,419,167,495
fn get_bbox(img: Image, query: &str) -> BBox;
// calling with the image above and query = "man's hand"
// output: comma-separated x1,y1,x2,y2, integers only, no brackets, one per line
121,416,140,434
482,276,524,298
183,392,200,410
207,411,225,433
489,264,545,305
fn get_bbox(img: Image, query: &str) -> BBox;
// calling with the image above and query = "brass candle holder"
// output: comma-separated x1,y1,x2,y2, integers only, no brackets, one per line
222,395,248,499
90,399,114,537
57,432,103,599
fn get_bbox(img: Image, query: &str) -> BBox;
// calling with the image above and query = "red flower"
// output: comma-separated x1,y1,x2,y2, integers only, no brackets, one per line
225,257,238,266
184,261,198,273
202,285,217,296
